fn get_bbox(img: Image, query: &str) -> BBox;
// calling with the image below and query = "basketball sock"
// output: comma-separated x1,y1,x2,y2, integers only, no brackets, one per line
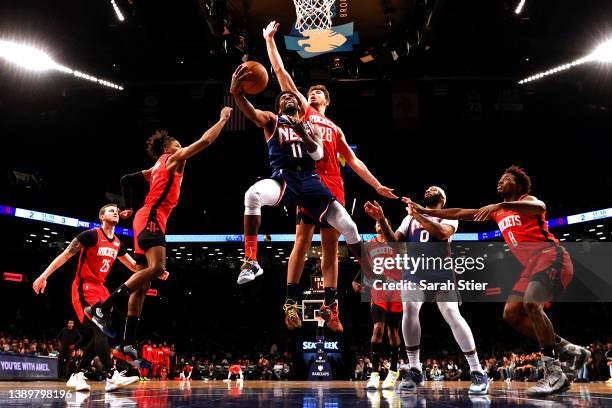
286,283,299,302
371,342,383,373
464,351,483,373
323,287,337,305
245,235,258,261
541,345,556,358
123,316,140,345
406,346,421,370
390,345,400,372
100,284,131,311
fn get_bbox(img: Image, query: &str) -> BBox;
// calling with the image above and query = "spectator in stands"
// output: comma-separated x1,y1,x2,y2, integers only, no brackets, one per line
57,320,82,379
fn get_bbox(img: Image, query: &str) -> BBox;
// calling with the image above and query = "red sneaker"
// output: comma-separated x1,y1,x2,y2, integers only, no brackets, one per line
319,302,343,333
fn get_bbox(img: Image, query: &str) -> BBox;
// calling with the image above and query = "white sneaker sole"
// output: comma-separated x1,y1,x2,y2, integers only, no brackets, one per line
105,376,139,392
237,268,264,285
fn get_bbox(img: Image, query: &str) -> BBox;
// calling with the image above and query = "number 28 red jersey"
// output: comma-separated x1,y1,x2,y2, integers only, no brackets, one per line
491,195,559,266
304,106,346,205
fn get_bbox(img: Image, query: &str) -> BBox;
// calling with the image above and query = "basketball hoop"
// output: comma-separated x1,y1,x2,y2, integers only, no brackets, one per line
292,0,336,33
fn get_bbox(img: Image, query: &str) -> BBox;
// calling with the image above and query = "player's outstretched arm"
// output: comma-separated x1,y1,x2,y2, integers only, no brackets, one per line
263,21,309,112
337,128,397,199
404,197,481,221
410,210,456,240
32,238,83,294
230,66,276,133
167,107,232,164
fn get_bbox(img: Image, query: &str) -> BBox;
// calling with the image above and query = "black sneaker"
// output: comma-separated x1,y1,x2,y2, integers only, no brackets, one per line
84,303,116,338
398,367,424,394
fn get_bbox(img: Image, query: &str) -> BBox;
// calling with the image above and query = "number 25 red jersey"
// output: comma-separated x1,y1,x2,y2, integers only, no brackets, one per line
76,228,124,285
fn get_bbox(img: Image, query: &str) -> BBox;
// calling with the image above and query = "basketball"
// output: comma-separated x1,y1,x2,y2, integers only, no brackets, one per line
238,61,268,95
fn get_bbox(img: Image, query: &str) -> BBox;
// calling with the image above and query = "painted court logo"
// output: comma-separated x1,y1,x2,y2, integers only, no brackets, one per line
286,1,359,58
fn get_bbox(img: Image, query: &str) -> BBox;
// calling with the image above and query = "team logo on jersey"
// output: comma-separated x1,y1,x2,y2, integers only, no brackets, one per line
284,3,359,58
498,214,522,232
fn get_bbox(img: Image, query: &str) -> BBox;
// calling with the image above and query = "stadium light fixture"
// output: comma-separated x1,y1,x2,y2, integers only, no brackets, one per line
110,0,125,22
0,40,123,90
518,38,612,84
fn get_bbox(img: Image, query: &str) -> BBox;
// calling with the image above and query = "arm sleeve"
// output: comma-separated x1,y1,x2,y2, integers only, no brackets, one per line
120,172,145,209
117,240,127,256
76,229,98,248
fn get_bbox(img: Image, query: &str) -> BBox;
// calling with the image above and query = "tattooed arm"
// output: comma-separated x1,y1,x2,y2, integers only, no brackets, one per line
32,235,87,294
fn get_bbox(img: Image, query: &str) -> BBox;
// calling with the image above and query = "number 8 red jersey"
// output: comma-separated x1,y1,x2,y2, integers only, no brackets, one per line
491,195,559,266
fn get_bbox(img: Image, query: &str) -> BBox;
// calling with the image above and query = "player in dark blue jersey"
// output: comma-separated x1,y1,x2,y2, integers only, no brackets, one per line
229,65,363,328
365,186,489,395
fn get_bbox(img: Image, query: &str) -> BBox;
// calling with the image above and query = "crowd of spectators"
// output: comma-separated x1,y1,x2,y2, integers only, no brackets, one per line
1,328,294,381
3,327,610,383
355,341,612,383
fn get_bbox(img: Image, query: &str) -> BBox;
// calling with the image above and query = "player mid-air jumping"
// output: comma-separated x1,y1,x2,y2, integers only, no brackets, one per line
229,65,364,299
84,107,232,365
263,21,397,332
406,166,590,396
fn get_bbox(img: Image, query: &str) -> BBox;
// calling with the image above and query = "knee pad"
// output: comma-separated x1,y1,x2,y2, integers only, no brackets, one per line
244,186,262,215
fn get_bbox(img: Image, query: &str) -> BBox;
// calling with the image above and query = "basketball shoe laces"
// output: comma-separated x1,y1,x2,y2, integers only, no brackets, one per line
283,301,302,321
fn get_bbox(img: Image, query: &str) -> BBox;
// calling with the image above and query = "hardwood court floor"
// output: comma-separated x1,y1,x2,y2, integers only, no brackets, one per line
0,379,611,407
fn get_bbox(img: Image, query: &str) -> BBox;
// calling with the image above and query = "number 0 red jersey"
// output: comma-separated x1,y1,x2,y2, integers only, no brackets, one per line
491,195,559,265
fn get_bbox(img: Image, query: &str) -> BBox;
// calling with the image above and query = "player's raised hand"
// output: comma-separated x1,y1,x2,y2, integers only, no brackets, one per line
402,197,423,215
352,281,363,293
120,209,133,219
220,107,233,121
474,203,501,222
263,21,279,40
230,65,251,95
158,270,170,281
375,184,398,199
364,200,384,221
32,276,47,294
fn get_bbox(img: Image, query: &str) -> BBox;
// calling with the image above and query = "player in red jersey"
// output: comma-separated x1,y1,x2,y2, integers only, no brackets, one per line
263,21,397,332
352,219,403,390
407,166,589,396
140,341,154,380
32,204,141,392
87,107,232,362
161,342,171,378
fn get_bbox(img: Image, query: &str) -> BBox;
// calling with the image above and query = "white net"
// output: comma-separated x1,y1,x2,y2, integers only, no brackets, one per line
292,0,336,33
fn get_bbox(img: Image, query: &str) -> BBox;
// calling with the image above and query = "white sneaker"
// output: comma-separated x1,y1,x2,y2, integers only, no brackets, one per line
468,371,490,395
237,260,263,284
66,372,91,392
366,372,381,389
105,370,139,392
527,357,569,397
381,370,399,389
